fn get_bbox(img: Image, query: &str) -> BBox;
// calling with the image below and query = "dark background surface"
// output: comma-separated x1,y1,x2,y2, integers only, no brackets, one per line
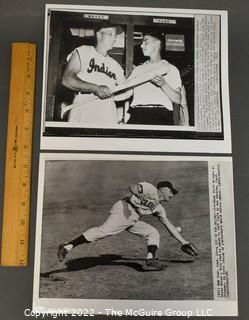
0,0,248,319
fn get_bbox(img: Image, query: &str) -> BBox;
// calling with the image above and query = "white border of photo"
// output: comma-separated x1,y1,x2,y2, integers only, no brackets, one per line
33,153,237,316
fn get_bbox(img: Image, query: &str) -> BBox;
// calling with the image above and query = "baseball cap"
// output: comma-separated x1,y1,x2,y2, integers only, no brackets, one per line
156,181,178,195
94,21,123,35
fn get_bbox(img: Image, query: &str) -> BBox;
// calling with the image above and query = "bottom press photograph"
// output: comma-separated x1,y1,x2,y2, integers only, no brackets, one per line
32,153,237,317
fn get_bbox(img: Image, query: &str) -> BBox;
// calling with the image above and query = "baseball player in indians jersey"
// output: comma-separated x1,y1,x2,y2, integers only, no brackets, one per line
62,21,130,124
58,180,198,271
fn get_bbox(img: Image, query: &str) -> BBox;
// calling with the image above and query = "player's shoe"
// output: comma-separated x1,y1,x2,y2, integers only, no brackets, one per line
57,243,69,262
146,258,167,271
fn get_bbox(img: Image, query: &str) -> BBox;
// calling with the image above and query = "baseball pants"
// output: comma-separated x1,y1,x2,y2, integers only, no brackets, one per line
68,94,117,124
83,200,160,247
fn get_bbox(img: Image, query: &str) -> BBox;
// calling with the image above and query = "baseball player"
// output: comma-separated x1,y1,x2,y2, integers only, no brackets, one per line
58,180,198,271
62,21,129,124
126,32,183,125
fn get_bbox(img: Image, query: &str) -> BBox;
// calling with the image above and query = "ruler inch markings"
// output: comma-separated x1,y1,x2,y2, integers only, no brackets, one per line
1,42,36,266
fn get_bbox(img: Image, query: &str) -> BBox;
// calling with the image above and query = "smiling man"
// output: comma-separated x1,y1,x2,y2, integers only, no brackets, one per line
61,21,127,124
58,180,198,271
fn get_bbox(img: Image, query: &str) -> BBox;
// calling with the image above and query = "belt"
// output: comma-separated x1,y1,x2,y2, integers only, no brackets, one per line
130,104,165,109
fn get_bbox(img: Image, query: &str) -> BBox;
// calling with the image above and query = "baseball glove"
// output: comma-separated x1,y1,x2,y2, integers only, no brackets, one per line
181,243,198,256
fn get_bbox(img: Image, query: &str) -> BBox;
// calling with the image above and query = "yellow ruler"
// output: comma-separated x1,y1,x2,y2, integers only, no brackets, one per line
1,43,36,266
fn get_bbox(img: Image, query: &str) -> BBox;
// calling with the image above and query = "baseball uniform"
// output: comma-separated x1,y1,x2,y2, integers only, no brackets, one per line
83,182,166,248
58,179,198,266
67,45,125,124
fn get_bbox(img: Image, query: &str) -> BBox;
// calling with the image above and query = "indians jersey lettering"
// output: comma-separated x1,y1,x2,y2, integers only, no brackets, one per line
87,58,117,80
129,182,166,217
67,45,124,124
68,46,124,88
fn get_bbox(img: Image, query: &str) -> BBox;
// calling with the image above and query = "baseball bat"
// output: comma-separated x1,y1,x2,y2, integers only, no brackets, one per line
61,60,171,117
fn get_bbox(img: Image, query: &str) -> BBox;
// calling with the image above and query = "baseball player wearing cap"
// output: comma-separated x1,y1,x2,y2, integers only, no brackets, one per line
58,180,198,270
126,32,183,125
62,21,128,124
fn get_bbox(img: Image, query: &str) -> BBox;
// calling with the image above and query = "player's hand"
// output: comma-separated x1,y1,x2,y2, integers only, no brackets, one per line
151,75,166,87
94,85,113,99
181,243,198,256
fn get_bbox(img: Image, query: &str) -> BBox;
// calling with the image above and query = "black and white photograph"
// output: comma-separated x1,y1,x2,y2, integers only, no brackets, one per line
41,5,231,153
33,154,237,316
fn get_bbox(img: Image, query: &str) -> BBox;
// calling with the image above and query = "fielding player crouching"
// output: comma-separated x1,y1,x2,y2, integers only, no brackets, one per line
58,181,198,271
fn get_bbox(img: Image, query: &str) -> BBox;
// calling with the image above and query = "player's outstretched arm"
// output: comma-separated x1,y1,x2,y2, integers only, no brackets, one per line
157,213,188,245
157,213,198,256
62,52,113,99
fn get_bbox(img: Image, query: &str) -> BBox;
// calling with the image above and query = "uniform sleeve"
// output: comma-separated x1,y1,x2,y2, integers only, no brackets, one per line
164,64,182,90
139,182,159,202
152,204,167,218
66,46,80,61
66,50,76,62
113,61,125,85
66,46,88,73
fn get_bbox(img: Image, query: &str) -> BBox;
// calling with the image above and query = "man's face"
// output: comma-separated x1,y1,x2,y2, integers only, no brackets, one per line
97,27,117,50
141,35,161,57
160,187,174,202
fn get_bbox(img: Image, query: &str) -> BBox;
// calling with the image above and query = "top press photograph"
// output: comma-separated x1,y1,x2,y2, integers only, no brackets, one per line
41,5,230,153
